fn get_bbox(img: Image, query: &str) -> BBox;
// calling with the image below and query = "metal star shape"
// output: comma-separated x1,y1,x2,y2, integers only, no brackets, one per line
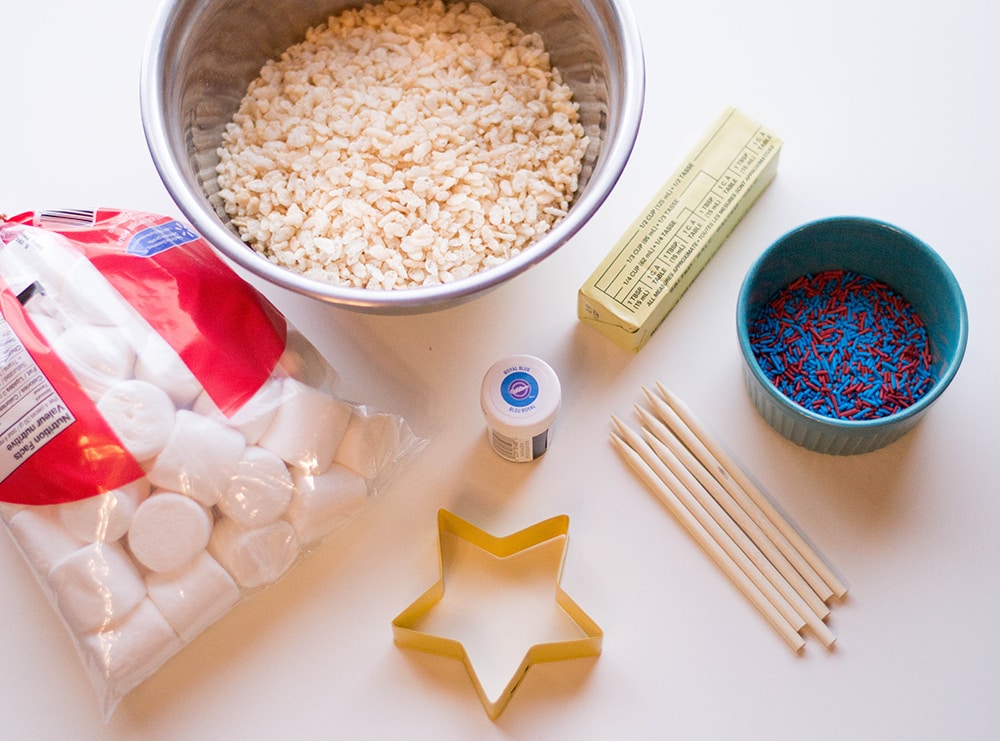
392,509,603,720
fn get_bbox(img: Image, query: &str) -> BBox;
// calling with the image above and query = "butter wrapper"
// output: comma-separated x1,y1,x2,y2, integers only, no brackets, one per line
578,107,782,351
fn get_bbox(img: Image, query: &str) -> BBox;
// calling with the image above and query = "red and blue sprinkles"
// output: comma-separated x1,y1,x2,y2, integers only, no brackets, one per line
748,270,936,420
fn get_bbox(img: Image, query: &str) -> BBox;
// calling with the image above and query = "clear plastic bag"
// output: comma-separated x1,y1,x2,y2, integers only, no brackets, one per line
0,208,422,719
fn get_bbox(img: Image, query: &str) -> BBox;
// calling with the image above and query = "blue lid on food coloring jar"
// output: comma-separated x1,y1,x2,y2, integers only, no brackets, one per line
480,355,561,463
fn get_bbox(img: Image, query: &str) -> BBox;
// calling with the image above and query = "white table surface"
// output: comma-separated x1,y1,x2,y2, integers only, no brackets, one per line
2,0,997,738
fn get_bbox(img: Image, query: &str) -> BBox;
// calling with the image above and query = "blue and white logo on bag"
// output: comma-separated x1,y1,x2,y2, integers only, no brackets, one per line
127,220,200,257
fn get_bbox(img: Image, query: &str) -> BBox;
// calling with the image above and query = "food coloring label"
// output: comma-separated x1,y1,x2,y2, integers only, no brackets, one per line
501,371,539,409
488,428,549,463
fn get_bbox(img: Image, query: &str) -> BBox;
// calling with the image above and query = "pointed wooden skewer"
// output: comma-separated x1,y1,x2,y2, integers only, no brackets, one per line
636,405,831,621
653,382,848,600
647,383,848,601
633,413,836,648
613,416,806,635
610,422,806,653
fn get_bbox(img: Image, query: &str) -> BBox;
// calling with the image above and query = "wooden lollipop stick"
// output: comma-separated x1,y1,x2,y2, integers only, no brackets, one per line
636,405,831,621
654,382,848,600
611,422,806,652
613,417,806,634
640,387,832,602
634,415,836,648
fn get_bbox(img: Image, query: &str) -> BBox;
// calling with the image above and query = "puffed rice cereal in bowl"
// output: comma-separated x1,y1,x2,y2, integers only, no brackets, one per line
142,0,644,311
216,0,588,291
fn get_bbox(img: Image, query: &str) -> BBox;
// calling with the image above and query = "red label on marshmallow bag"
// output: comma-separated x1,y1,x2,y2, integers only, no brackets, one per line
0,209,288,505
9,209,287,414
0,290,147,505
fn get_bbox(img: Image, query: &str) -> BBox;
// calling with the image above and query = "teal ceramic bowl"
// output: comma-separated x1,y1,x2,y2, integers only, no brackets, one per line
736,216,968,455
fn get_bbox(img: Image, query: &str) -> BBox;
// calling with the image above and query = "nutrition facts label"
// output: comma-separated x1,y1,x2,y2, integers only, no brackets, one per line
592,125,778,313
0,319,75,482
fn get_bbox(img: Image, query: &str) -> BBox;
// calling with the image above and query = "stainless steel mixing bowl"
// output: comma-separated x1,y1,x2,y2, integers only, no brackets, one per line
140,0,644,312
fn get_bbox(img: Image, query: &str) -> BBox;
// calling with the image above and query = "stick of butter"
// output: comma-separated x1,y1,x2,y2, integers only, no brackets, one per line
578,107,782,351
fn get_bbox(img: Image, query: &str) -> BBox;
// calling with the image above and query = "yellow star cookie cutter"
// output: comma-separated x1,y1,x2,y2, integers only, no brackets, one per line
392,509,603,720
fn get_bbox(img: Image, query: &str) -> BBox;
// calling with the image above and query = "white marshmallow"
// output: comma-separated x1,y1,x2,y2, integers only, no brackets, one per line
134,332,203,408
208,518,298,589
127,491,213,573
257,378,352,474
97,380,177,462
58,478,150,543
219,446,294,527
146,410,246,507
48,542,147,635
60,259,143,331
333,411,403,480
6,506,86,577
24,311,65,343
52,325,135,398
146,552,240,643
0,228,83,293
287,464,368,546
80,598,182,700
192,377,281,445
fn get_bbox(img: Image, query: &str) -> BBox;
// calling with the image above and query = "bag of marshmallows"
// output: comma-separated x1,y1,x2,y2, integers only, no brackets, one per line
0,208,421,719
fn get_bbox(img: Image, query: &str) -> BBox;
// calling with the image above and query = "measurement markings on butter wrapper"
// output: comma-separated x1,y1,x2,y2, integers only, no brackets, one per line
0,318,75,480
592,129,777,314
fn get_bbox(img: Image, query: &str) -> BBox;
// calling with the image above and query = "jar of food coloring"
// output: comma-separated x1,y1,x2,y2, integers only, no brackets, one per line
480,355,561,463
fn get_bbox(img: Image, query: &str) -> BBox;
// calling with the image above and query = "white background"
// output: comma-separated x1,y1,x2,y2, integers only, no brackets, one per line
2,0,998,738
